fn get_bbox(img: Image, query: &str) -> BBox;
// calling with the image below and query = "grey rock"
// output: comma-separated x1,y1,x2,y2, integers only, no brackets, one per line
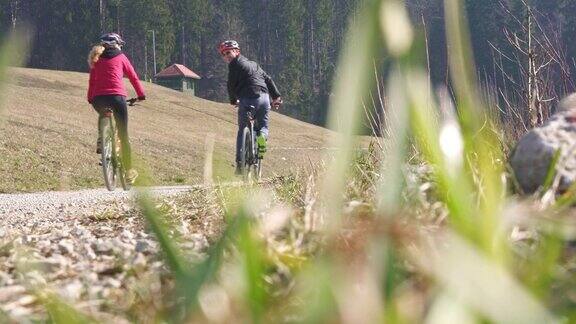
22,271,47,286
511,97,576,194
58,239,75,255
120,230,134,241
21,258,63,272
88,285,103,298
5,305,33,318
0,271,14,286
131,253,147,270
135,240,152,253
60,280,84,301
84,243,97,260
93,239,114,254
105,278,122,289
111,238,134,254
37,239,53,253
0,285,26,303
182,234,209,252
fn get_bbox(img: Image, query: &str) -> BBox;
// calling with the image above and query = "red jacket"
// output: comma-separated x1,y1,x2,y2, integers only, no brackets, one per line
87,51,145,103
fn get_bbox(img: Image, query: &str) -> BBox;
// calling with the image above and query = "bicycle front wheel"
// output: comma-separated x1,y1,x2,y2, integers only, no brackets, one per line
99,116,116,191
116,129,130,191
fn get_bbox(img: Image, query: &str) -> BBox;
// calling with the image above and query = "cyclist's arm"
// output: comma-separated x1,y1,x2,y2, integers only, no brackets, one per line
227,64,239,104
122,55,146,98
87,68,95,103
263,71,281,99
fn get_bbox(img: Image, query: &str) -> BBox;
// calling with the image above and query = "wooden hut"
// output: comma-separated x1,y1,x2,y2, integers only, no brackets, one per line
154,64,201,95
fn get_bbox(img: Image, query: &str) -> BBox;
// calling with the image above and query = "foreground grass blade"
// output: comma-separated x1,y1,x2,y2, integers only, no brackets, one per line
0,29,30,115
138,187,256,322
236,210,267,322
138,192,191,279
443,0,506,258
413,232,556,323
176,220,237,321
298,261,339,323
375,60,410,215
542,148,561,193
406,71,478,239
322,0,383,229
37,291,98,324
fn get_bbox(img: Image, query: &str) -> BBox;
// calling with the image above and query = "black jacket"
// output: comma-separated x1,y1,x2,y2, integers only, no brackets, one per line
227,55,281,104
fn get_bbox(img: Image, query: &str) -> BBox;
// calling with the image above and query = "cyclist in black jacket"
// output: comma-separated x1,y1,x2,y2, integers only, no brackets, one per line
219,40,283,175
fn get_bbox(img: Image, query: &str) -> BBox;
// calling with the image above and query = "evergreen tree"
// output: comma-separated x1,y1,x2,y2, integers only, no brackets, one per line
269,0,306,118
118,0,175,78
25,0,100,70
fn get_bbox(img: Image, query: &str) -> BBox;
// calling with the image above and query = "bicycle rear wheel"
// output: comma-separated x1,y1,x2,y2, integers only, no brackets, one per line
255,157,262,180
240,127,255,181
99,116,116,191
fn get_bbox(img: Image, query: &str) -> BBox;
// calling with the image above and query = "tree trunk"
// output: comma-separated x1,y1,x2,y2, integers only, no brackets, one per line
527,7,536,127
10,0,19,30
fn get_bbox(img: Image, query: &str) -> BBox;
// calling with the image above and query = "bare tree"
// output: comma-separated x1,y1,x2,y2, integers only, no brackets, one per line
10,0,19,30
491,0,574,134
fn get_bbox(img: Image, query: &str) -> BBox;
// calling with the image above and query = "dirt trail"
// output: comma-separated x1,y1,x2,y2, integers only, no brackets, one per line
0,183,227,322
0,184,243,219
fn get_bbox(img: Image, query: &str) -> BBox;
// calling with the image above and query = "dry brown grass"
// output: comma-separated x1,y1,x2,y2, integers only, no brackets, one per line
0,67,334,193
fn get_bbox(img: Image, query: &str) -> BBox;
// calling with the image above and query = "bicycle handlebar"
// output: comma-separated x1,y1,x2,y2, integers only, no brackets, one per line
127,98,138,106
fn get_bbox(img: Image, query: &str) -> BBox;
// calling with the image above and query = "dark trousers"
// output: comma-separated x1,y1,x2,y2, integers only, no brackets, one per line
91,95,132,170
236,95,271,163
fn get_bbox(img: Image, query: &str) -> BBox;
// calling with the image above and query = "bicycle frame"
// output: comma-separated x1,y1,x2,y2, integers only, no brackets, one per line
246,107,257,164
99,98,137,191
240,105,262,181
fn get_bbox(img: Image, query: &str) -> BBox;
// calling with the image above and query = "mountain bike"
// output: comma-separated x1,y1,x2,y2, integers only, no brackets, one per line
239,105,263,182
99,98,137,191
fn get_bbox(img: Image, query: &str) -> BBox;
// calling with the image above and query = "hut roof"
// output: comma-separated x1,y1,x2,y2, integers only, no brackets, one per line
155,64,201,79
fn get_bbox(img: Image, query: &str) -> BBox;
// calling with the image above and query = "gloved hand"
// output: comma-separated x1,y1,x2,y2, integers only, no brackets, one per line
138,96,146,101
272,97,283,109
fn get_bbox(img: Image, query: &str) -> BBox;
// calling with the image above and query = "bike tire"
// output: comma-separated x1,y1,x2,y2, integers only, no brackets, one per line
100,116,116,191
240,127,253,181
116,128,130,191
118,165,130,190
255,157,262,181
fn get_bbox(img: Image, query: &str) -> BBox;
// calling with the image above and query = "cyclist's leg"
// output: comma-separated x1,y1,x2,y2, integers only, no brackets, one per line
110,96,132,170
254,95,271,157
254,95,271,138
91,96,110,154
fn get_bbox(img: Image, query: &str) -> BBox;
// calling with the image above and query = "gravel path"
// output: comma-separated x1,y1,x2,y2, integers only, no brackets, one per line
0,184,242,220
0,184,231,321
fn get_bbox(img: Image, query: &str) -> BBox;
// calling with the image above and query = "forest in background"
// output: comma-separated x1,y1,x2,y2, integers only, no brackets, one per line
1,0,576,128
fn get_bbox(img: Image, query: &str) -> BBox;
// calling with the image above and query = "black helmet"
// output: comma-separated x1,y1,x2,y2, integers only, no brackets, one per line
100,33,125,47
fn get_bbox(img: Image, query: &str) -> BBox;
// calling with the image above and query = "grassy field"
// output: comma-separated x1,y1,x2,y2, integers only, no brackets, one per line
0,67,334,193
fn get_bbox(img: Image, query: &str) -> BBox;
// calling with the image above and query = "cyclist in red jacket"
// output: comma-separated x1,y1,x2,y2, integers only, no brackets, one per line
87,33,145,183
